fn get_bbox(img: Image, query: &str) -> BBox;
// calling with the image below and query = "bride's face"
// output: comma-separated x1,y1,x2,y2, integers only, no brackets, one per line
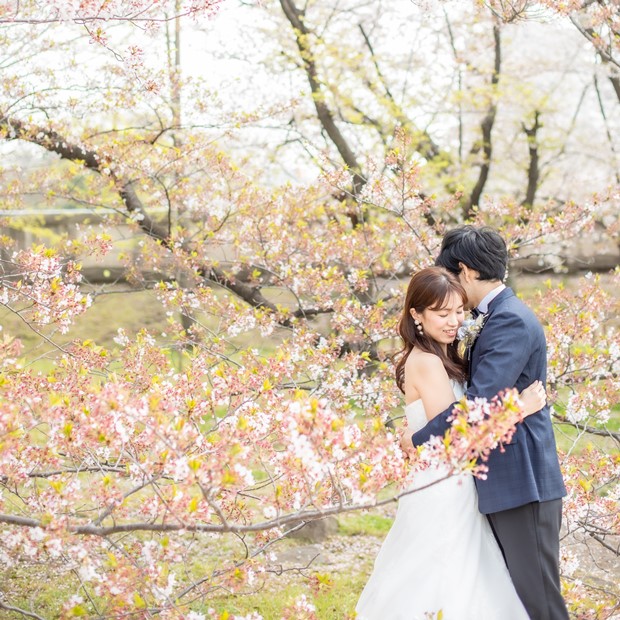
413,292,465,346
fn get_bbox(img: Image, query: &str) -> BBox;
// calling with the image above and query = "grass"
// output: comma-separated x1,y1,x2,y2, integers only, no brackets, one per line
1,523,375,619
0,286,169,361
200,572,368,619
1,562,79,617
337,512,394,537
175,513,386,618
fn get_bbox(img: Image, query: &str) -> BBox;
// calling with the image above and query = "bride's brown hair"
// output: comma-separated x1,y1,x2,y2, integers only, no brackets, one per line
395,266,468,393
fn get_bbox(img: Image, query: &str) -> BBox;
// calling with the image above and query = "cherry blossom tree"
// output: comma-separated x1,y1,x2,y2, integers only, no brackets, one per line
0,0,618,617
484,0,620,103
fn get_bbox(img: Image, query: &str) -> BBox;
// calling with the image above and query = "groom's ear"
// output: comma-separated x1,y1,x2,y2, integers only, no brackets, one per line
459,263,477,282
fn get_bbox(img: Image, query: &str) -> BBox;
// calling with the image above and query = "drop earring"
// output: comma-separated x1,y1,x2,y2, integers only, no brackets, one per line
414,319,423,335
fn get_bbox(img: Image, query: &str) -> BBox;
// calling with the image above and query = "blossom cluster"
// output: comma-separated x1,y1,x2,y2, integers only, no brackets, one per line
1,247,91,333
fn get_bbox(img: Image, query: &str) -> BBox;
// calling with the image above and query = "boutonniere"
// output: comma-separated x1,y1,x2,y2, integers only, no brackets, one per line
457,312,487,358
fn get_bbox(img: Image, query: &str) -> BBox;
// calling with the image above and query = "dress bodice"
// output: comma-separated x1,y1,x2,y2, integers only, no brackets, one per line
404,381,466,433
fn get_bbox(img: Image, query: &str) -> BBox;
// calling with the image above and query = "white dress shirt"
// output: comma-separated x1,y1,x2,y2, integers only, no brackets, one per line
477,283,506,313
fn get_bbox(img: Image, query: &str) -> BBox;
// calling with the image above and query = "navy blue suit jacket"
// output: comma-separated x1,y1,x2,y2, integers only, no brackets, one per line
411,287,566,514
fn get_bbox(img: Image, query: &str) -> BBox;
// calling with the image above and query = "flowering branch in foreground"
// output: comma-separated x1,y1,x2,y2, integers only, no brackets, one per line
0,325,539,618
403,389,526,491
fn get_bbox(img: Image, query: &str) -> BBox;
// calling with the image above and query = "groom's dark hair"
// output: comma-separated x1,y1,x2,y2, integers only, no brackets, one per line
435,225,507,281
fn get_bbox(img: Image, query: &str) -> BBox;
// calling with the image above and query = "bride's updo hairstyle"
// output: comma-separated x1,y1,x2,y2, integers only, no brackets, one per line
395,266,468,393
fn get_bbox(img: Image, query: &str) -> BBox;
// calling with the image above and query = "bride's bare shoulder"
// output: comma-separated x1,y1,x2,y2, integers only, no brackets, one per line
403,351,448,402
405,350,445,375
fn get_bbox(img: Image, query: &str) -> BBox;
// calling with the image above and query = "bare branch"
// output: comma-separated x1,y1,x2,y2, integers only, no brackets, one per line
278,0,365,198
464,20,501,218
0,602,46,620
358,23,443,162
593,74,620,184
0,472,461,538
0,5,222,26
443,8,464,164
568,11,620,104
553,413,620,446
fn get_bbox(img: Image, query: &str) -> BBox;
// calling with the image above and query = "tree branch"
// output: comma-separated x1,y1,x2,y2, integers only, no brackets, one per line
0,116,335,325
1,116,169,242
553,413,620,445
0,473,459,537
464,21,501,218
593,74,620,184
0,602,46,620
278,0,365,199
444,8,464,164
569,12,620,104
358,23,443,162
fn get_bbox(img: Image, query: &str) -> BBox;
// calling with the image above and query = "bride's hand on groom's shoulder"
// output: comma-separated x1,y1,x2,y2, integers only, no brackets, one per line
519,380,547,417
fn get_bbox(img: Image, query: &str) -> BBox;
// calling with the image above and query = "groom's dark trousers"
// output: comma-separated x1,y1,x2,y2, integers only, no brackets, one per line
488,499,566,620
412,288,569,620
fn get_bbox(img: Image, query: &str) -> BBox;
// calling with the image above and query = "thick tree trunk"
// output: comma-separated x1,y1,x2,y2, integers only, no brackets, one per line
521,110,541,208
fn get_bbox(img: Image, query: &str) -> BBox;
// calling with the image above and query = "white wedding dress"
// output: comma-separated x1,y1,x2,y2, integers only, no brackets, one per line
356,384,529,620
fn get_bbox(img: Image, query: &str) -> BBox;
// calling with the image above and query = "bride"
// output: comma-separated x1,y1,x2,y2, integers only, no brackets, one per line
356,267,544,620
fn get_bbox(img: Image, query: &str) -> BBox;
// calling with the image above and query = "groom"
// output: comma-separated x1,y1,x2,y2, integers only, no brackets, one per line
411,226,568,620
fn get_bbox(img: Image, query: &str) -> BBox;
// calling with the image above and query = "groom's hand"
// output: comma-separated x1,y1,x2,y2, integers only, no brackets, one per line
399,425,415,460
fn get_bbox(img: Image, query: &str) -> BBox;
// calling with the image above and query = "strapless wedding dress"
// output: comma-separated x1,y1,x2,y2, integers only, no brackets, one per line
356,384,529,620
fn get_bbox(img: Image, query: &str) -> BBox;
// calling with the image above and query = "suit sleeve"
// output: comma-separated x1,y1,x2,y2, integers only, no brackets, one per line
411,400,456,446
411,310,533,447
465,311,532,400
